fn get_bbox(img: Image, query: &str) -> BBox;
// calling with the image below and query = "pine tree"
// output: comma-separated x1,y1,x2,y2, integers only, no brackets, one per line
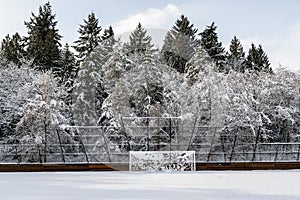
72,44,110,126
59,43,77,86
100,26,117,59
0,33,26,66
123,22,155,55
228,36,246,72
73,12,102,64
24,2,62,72
246,43,272,73
161,15,198,73
102,26,115,41
199,22,227,72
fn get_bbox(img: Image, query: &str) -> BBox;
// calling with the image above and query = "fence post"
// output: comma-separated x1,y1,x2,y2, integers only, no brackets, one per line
274,144,279,162
56,129,65,163
229,134,238,162
77,128,89,163
207,127,217,162
156,103,160,151
169,117,172,151
252,129,261,161
187,117,198,151
296,144,300,161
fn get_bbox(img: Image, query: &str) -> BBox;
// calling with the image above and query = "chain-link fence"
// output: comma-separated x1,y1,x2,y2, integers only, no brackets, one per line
1,117,300,164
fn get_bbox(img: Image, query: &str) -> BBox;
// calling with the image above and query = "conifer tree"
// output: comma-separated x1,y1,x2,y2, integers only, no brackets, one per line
73,12,102,64
59,43,77,86
161,15,198,73
246,43,272,73
123,23,155,55
24,2,62,72
102,26,115,41
228,36,246,72
0,33,26,66
199,22,227,72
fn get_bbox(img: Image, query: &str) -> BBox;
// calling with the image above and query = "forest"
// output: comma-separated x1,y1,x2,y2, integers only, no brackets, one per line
0,2,299,163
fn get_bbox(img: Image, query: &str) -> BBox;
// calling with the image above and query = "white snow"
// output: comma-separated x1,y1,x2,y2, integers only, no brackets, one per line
0,170,299,200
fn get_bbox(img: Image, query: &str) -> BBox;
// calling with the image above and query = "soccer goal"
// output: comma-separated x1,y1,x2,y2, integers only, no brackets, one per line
129,151,196,171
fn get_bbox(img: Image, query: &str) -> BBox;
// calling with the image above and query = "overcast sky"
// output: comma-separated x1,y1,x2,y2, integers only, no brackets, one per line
0,0,299,70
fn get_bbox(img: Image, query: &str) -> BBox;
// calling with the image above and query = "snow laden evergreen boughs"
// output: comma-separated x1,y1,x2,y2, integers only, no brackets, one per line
24,2,62,72
16,72,74,163
102,41,135,93
72,52,103,126
228,36,246,72
199,22,228,72
246,44,272,73
0,33,26,66
73,12,102,65
58,43,77,86
123,23,155,55
161,15,198,73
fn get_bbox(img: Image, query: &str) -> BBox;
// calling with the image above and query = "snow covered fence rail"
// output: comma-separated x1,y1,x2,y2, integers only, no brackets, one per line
2,118,300,166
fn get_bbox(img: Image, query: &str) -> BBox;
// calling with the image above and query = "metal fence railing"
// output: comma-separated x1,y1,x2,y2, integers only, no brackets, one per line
1,117,299,164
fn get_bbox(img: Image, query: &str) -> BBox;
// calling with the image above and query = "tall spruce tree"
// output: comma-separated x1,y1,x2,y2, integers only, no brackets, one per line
228,36,246,72
199,22,227,72
59,43,77,86
246,43,272,73
123,23,155,55
73,12,102,64
0,33,26,66
24,2,62,72
161,15,198,73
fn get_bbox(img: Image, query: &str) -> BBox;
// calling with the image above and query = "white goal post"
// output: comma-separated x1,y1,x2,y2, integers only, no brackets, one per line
129,151,196,171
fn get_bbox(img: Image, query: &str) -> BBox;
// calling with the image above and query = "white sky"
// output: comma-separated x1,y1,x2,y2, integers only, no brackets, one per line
0,0,299,70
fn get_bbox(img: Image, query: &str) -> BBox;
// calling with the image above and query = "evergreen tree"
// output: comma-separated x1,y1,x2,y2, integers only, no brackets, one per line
199,22,227,72
101,26,117,57
246,43,272,73
24,2,62,72
228,36,246,72
72,42,111,126
102,26,115,41
0,33,26,66
123,22,155,55
73,12,102,64
161,15,198,73
59,43,77,86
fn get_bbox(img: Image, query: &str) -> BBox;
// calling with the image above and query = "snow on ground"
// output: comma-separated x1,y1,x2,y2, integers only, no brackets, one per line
0,170,299,200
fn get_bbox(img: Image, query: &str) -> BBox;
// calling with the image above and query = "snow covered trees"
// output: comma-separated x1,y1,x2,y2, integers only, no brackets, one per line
228,36,246,72
24,2,62,72
16,72,73,162
0,66,39,138
2,5,300,163
161,15,198,73
123,23,155,55
73,12,102,65
0,33,26,66
246,44,272,73
199,22,227,72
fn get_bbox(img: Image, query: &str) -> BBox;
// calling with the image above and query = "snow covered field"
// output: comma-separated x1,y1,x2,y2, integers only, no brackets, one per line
0,170,299,200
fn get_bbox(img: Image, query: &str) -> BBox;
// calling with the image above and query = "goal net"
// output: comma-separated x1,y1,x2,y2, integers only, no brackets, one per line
129,151,196,171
